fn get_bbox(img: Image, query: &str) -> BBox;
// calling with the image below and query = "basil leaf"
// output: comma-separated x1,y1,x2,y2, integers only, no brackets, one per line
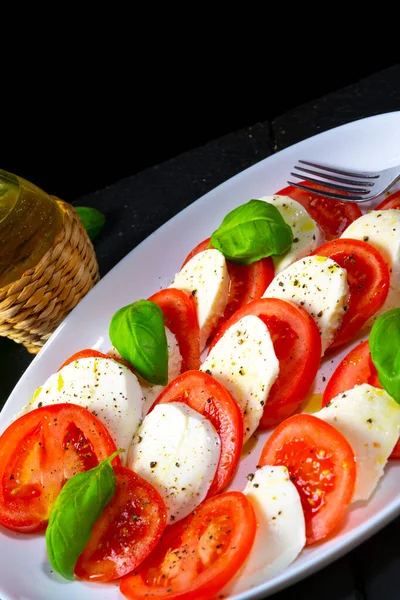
109,300,168,385
45,449,121,580
210,199,293,265
75,206,105,240
370,308,400,403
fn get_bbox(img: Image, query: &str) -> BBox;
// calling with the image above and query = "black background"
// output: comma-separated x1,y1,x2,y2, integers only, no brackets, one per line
2,57,397,200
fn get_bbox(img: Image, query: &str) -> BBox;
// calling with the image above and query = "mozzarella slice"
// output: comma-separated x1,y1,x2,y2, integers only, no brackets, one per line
315,383,400,501
23,357,143,464
259,195,324,273
200,315,279,442
128,402,220,524
171,249,229,350
224,466,305,596
341,209,400,324
263,255,349,355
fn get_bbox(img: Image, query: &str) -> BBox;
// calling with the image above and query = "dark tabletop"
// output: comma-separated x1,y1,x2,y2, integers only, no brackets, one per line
1,64,400,599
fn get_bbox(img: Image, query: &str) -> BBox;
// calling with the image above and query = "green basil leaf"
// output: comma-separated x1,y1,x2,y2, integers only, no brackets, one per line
45,449,121,580
370,308,400,403
75,206,106,240
109,300,168,385
210,199,293,265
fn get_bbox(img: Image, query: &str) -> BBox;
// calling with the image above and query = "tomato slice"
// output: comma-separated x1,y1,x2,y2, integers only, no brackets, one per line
182,238,211,265
323,340,380,406
75,466,167,582
148,288,201,371
374,190,400,210
259,414,356,545
59,349,109,369
119,491,256,600
311,239,389,349
210,298,322,429
58,349,135,374
151,370,243,497
322,340,400,459
0,404,119,533
276,183,362,240
182,237,274,329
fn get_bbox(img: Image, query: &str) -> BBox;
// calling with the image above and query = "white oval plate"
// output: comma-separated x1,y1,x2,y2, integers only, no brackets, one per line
1,112,400,600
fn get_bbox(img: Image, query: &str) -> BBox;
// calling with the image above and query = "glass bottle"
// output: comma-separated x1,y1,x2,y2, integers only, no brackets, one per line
0,169,64,288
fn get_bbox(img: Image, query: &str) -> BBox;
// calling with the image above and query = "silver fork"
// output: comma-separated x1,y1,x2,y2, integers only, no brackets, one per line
288,160,400,203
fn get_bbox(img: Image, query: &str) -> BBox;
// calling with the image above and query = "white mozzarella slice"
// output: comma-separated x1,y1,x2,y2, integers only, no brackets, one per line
341,209,400,324
171,249,229,350
224,466,305,596
23,357,143,464
128,402,220,524
200,315,279,442
263,255,349,355
315,383,400,501
259,194,324,273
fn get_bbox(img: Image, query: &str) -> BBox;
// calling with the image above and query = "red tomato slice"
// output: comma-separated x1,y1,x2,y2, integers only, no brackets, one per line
119,491,256,600
151,370,243,497
311,239,389,349
58,349,135,374
210,298,322,429
276,183,362,240
75,466,167,582
182,238,210,265
322,340,400,459
182,237,274,328
59,349,109,369
259,414,356,545
323,340,381,405
148,288,201,371
0,404,119,533
374,190,400,210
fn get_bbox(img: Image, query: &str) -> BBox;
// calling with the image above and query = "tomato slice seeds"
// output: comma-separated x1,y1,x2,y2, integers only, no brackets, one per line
0,404,119,533
75,466,167,582
259,414,356,545
120,491,256,600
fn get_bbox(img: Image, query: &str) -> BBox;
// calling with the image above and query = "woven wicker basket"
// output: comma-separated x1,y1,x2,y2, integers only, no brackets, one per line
0,199,100,353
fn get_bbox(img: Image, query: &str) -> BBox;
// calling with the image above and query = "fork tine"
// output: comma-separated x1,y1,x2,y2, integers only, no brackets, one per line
289,172,371,195
298,160,380,179
293,166,375,187
287,180,370,202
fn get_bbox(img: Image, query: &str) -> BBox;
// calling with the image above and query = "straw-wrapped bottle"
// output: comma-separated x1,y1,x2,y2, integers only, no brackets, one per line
0,170,99,352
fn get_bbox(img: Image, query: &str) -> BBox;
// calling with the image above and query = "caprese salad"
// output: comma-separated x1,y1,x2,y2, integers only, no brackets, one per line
1,185,400,600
